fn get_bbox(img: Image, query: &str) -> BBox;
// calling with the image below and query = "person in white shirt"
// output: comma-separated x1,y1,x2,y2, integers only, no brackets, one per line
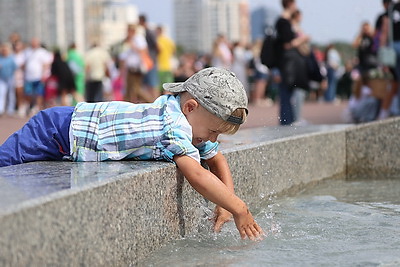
21,37,51,116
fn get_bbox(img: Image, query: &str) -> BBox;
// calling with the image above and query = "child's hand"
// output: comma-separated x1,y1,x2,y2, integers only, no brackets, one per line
213,206,233,232
233,209,264,241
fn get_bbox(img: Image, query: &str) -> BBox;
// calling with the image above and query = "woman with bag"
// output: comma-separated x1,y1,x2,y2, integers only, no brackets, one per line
275,0,310,125
119,24,154,103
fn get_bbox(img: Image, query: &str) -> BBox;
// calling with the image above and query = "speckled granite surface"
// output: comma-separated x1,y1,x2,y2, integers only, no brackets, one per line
2,119,396,266
346,117,400,179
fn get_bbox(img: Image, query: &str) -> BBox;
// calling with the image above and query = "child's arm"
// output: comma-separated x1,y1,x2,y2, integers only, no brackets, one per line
205,152,235,232
174,155,263,240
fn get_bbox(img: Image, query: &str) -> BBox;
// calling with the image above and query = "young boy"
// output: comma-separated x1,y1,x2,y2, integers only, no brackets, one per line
0,67,263,240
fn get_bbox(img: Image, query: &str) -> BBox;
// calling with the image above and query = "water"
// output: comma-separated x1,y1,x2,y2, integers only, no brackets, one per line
140,178,400,266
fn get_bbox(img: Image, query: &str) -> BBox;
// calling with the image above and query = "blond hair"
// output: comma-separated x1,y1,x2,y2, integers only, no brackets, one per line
217,108,247,135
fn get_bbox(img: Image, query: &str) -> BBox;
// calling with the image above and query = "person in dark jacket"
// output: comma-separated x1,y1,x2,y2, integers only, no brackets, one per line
51,50,78,106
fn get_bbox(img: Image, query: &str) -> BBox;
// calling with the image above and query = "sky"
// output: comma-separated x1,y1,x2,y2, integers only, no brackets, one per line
129,0,383,45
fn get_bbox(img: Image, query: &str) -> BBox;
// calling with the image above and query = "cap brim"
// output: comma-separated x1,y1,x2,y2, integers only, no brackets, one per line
162,82,186,93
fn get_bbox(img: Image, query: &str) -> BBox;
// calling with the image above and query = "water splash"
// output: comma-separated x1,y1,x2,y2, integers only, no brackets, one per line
142,179,400,267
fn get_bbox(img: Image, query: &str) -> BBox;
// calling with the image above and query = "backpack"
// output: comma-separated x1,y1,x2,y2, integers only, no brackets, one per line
260,26,278,68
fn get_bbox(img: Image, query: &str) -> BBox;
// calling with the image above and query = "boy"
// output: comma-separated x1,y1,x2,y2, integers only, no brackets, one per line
0,67,263,240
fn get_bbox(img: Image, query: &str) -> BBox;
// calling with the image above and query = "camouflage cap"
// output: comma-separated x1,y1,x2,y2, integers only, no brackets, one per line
162,67,248,124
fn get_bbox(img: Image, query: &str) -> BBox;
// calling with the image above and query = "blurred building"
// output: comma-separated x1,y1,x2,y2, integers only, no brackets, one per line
0,0,137,52
86,0,138,49
250,6,279,42
174,0,250,54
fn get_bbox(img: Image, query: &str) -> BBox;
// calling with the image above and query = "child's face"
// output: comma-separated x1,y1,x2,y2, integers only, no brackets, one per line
183,100,224,145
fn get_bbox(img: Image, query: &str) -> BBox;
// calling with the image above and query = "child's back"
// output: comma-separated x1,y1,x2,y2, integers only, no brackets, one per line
71,94,217,163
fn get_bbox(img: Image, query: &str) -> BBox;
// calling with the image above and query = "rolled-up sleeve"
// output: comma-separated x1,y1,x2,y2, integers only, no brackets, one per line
160,127,200,163
196,141,219,160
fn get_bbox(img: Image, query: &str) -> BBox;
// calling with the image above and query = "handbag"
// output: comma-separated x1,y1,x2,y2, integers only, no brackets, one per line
283,48,309,90
378,46,396,67
139,50,154,74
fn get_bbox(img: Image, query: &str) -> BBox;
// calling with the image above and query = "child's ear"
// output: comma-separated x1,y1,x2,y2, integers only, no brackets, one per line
182,99,199,115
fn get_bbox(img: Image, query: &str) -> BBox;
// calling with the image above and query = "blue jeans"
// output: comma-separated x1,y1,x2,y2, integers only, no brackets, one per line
144,65,159,88
0,106,73,167
0,77,15,114
279,82,294,125
324,67,337,102
24,80,44,96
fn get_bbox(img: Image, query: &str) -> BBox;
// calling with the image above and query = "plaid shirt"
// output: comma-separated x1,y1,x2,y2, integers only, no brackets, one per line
70,95,218,163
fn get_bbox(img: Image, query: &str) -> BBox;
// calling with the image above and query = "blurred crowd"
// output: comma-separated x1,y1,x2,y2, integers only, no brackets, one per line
255,0,400,125
346,0,400,123
0,0,400,126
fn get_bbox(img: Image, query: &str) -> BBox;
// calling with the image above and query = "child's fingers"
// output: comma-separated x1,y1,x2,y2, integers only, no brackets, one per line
242,224,264,241
254,223,264,236
250,225,263,240
239,228,247,239
214,219,223,232
244,227,256,240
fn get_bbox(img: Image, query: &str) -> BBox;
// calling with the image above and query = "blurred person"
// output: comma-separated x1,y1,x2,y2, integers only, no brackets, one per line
352,22,378,74
291,9,310,57
195,53,212,70
337,60,354,100
13,40,25,116
291,9,311,125
67,43,85,103
378,0,400,119
44,73,59,108
374,0,395,119
374,0,392,52
248,40,270,106
111,68,124,101
21,37,51,116
156,25,176,94
308,46,328,101
348,72,380,123
139,14,160,100
275,0,310,125
211,34,232,69
324,44,342,103
267,68,282,102
108,25,137,102
8,32,21,51
85,43,112,102
119,24,153,103
111,23,137,69
114,24,139,96
102,60,115,101
51,50,78,106
174,53,196,83
110,23,136,69
0,42,17,116
231,41,250,94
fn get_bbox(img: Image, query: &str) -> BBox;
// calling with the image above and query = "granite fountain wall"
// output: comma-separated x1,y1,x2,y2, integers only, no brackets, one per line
0,117,399,265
